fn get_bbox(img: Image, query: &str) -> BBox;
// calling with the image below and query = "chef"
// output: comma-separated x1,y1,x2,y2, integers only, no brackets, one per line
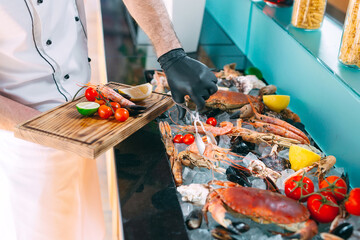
0,0,217,239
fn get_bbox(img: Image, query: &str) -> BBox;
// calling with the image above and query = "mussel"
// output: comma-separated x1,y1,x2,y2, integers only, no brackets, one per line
330,222,354,239
211,222,250,240
230,138,255,155
211,227,233,240
232,222,250,233
185,209,203,230
226,166,251,187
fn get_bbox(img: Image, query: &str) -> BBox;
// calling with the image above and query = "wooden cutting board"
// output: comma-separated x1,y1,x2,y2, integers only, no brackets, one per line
14,82,174,159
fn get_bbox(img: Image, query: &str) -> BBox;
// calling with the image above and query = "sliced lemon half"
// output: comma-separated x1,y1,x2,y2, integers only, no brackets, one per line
76,102,100,116
118,83,152,102
263,95,290,112
289,145,321,171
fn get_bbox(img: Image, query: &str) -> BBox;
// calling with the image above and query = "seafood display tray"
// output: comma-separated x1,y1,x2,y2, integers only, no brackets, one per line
14,82,174,159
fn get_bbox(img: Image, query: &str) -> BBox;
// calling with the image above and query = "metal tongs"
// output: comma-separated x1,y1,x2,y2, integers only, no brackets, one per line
175,103,217,155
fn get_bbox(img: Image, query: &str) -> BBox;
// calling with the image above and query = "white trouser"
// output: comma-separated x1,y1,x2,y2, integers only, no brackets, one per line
0,129,105,240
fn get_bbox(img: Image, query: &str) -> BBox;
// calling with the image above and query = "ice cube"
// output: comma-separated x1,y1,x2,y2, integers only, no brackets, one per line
175,143,188,153
276,169,295,192
216,112,231,123
240,228,270,240
192,168,213,184
243,124,255,131
258,144,272,157
182,167,198,185
267,234,283,240
188,228,211,240
218,135,231,149
327,167,345,178
243,152,259,167
251,179,266,190
180,202,194,217
278,149,289,159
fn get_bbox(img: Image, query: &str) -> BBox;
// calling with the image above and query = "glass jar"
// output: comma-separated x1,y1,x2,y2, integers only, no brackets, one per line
291,0,327,30
338,0,360,69
264,0,293,7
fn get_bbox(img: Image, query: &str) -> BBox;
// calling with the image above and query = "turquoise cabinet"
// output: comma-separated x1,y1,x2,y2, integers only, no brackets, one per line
206,0,360,185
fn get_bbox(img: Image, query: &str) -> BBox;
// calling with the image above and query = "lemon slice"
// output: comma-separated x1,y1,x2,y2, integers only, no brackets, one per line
118,83,152,102
263,95,290,112
76,102,100,116
289,145,321,171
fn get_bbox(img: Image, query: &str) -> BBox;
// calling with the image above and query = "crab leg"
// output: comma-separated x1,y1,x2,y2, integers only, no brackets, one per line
247,96,310,144
284,220,318,240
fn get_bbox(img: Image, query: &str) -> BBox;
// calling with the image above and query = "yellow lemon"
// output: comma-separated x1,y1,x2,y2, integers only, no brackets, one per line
289,145,321,171
118,83,152,102
262,95,290,112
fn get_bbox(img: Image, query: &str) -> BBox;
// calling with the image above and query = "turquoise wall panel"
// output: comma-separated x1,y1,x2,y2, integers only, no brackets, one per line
247,6,360,185
206,1,360,185
205,0,251,53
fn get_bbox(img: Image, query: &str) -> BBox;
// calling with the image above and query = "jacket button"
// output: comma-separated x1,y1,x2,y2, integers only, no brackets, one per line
64,74,70,80
88,57,91,62
46,40,52,45
37,0,43,3
75,17,80,22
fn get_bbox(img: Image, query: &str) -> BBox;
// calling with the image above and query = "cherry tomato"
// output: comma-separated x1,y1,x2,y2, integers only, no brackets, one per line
110,102,121,112
284,175,314,202
95,98,106,105
98,105,113,119
345,188,360,216
183,133,195,145
85,87,98,101
114,108,129,122
206,117,217,127
319,176,347,202
307,193,339,223
173,134,184,143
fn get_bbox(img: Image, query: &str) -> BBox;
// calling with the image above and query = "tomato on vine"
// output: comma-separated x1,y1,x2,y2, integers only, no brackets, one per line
206,117,217,127
345,188,360,216
85,87,98,101
114,108,129,122
95,98,106,106
307,193,339,223
110,102,121,112
284,175,314,202
173,134,184,143
98,105,113,119
319,176,347,202
183,134,195,145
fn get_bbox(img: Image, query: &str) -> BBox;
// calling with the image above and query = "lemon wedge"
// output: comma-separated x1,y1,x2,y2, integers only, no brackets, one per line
289,145,321,171
118,83,152,102
263,95,290,112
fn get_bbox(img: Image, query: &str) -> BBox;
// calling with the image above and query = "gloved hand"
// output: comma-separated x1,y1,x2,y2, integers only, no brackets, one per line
158,48,218,119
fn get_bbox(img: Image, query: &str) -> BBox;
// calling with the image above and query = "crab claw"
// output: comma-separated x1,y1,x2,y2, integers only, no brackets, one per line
203,192,240,235
284,220,318,240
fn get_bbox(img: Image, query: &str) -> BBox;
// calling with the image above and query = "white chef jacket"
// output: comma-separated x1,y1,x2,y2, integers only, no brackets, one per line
0,1,105,239
0,0,90,112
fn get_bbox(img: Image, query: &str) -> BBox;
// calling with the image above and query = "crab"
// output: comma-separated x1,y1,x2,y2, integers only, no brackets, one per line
204,90,264,116
203,181,318,240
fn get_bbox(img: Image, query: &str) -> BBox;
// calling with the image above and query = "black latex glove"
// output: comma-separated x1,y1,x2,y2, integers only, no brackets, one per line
158,48,218,119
